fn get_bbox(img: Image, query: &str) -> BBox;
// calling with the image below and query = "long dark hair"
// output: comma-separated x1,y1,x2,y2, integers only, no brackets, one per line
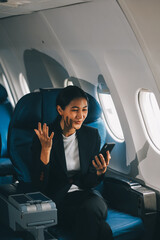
56,86,88,110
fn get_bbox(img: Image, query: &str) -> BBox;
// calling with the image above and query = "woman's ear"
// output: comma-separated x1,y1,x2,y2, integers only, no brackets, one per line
57,105,63,116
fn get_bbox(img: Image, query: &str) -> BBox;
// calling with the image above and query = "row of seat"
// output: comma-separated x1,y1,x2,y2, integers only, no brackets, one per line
0,84,23,240
0,84,15,183
0,84,144,240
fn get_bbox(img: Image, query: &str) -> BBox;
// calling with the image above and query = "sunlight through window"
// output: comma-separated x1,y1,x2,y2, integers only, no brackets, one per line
19,73,30,95
139,90,160,151
64,78,74,87
2,74,15,107
99,93,124,142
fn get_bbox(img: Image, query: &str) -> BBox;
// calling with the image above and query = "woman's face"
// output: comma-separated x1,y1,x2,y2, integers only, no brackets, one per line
57,97,88,132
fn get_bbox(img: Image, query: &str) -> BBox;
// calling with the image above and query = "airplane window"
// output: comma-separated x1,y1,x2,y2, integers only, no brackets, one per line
98,93,124,142
64,78,74,87
138,90,160,152
19,73,30,95
1,73,15,107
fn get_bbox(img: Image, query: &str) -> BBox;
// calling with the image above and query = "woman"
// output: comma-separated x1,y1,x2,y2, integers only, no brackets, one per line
32,86,113,240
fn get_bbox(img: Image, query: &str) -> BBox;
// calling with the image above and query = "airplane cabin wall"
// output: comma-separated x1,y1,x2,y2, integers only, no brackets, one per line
0,0,160,192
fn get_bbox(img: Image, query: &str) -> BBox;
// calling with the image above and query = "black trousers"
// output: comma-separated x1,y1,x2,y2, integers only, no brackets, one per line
57,190,113,240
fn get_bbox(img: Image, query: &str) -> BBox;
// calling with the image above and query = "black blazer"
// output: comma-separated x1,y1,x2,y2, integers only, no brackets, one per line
32,117,104,205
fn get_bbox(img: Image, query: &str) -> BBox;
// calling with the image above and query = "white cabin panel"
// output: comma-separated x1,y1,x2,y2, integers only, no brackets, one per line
0,0,160,191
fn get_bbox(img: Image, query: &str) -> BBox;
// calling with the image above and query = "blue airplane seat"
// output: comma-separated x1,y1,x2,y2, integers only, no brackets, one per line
0,84,15,183
7,88,107,183
107,209,144,240
0,88,144,240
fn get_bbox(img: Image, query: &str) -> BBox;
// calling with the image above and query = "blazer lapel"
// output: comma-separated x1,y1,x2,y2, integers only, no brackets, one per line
76,128,88,174
55,134,68,175
52,119,68,176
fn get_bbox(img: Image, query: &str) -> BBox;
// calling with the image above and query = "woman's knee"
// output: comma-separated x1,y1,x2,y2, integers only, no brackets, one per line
80,195,108,219
99,221,113,240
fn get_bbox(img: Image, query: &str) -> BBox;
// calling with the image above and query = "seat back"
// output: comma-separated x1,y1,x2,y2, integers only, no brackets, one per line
0,84,14,179
0,84,13,158
8,88,107,183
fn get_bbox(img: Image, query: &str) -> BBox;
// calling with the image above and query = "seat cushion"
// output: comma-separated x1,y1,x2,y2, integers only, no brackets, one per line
0,103,13,157
107,209,144,240
49,208,144,240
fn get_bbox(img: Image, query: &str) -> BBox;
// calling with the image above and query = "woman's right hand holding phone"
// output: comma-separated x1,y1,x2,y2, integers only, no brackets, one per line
92,151,111,176
34,122,54,165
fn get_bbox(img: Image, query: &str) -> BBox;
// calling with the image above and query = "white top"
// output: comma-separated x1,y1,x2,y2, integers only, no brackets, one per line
63,132,81,192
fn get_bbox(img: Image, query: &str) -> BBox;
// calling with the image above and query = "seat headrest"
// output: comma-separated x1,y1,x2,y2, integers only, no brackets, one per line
10,88,102,129
0,84,8,103
40,88,102,124
84,94,102,124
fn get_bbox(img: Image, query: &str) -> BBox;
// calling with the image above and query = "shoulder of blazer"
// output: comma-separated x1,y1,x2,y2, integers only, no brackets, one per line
76,124,99,141
78,124,99,134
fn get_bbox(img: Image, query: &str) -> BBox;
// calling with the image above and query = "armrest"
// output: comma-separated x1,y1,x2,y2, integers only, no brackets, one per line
103,174,157,218
103,173,158,239
8,192,57,227
0,183,58,240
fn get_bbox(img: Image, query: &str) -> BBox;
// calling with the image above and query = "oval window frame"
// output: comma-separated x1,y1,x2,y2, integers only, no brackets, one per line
138,89,160,153
98,92,125,142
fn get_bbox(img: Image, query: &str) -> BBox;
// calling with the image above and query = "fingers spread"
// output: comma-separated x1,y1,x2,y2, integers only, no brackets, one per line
49,132,54,140
38,122,42,132
35,123,54,139
42,123,47,137
34,129,39,137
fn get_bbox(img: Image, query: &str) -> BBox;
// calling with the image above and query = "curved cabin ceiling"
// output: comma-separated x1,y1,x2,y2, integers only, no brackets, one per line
118,0,160,92
1,0,160,93
0,0,90,19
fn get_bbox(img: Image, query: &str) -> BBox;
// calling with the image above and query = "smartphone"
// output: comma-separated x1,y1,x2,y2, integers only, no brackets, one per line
99,142,115,158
